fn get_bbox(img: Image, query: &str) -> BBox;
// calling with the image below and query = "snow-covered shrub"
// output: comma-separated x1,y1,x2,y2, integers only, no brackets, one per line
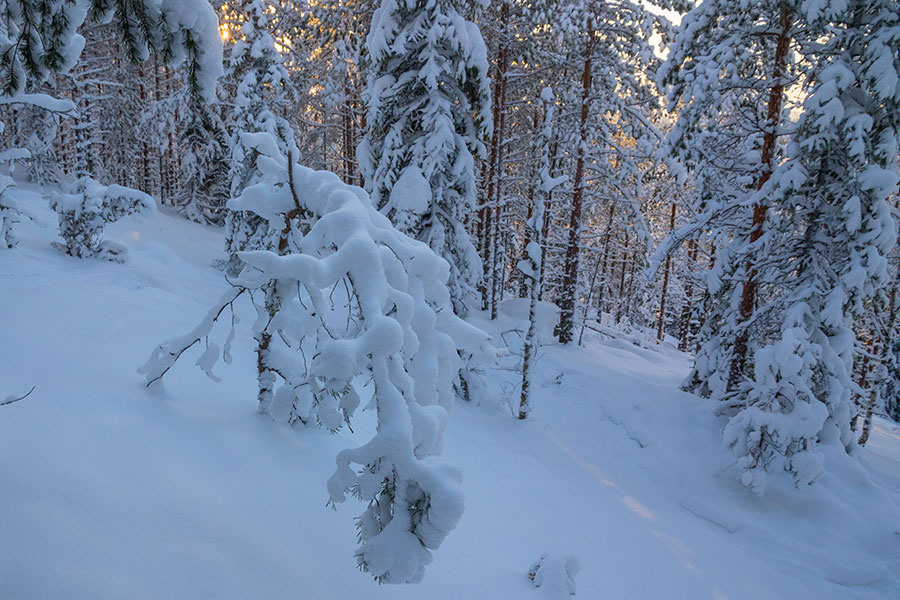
49,177,155,261
0,176,21,249
0,148,31,249
140,132,491,583
528,553,580,598
722,310,829,495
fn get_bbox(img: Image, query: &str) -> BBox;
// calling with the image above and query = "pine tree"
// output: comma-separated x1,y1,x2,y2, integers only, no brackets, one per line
757,0,899,461
358,0,491,316
305,0,376,185
666,0,900,493
661,0,799,404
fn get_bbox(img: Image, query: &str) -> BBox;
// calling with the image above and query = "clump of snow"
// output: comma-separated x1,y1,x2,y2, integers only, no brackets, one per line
385,165,430,231
528,553,580,598
499,298,560,345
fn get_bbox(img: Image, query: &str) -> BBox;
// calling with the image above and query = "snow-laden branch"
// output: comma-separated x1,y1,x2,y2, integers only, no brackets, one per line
140,132,492,583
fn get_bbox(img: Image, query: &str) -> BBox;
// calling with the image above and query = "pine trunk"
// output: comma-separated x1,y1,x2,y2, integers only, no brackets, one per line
657,202,677,342
728,7,792,389
614,236,630,325
556,24,594,344
595,201,616,321
482,2,510,317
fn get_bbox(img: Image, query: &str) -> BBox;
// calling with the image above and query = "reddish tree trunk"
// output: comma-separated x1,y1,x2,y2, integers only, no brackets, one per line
614,236,630,325
728,7,792,388
481,1,510,315
657,202,677,342
556,24,594,344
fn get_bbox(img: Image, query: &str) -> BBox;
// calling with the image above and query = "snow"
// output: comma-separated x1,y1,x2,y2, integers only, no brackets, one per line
386,165,430,220
528,553,580,598
0,94,76,113
1,192,900,598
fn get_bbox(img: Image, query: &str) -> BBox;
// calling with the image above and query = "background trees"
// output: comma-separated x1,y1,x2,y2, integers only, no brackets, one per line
1,0,899,505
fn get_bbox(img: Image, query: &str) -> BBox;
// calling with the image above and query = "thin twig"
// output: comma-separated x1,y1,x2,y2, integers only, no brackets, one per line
2,386,35,406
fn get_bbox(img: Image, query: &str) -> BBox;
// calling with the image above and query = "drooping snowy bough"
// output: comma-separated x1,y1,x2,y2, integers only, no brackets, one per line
0,0,222,104
140,132,490,583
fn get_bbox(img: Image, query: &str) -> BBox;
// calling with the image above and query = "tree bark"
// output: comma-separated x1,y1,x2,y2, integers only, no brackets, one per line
614,235,630,325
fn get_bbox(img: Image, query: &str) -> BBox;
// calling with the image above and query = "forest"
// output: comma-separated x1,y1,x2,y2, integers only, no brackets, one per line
1,1,899,598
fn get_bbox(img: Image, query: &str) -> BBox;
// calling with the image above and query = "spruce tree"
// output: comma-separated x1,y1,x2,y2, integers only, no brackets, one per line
358,0,491,315
0,1,223,105
223,0,296,275
173,91,230,225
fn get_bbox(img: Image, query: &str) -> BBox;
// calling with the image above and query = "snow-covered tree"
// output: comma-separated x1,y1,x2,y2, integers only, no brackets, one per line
303,0,376,185
661,0,799,403
726,0,899,490
223,0,297,275
12,90,61,185
172,91,230,225
542,0,662,344
140,132,490,583
358,0,491,316
883,337,900,424
665,0,900,493
519,87,565,419
0,147,30,249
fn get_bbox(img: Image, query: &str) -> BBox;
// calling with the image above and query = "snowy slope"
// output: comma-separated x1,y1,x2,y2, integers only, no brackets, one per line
1,198,899,599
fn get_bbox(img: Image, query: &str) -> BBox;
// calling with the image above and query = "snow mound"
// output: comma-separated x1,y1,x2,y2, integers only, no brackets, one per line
528,553,579,598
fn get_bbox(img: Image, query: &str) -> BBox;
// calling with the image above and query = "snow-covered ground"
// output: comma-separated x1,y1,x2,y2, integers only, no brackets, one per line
1,198,899,599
